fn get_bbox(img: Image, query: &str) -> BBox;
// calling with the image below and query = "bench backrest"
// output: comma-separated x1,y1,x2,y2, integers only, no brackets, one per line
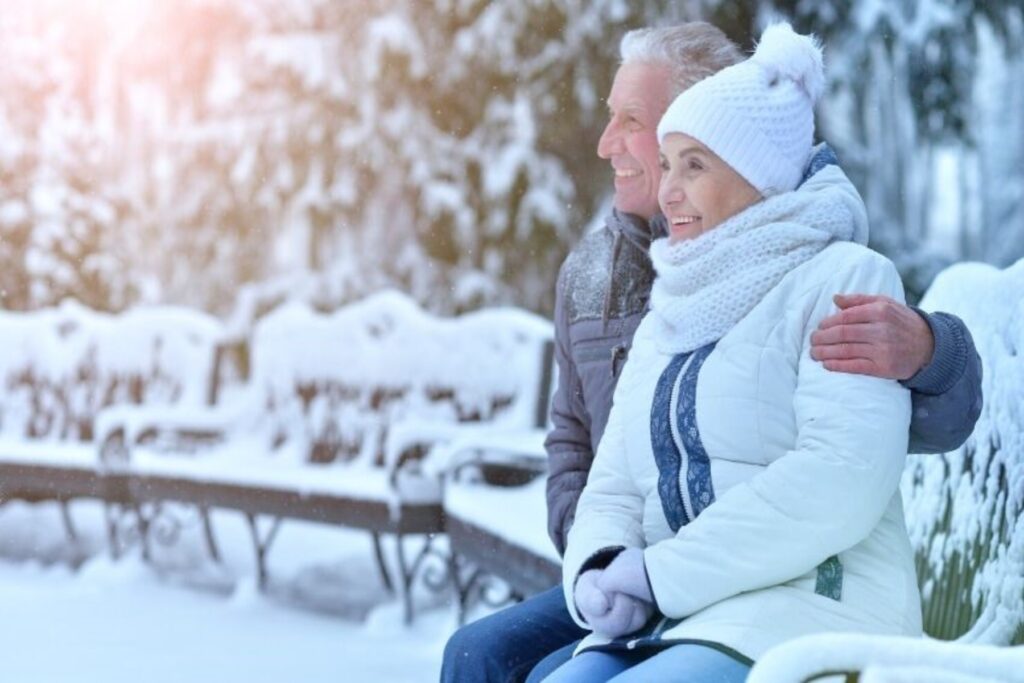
904,259,1023,645
0,301,221,442
247,290,553,466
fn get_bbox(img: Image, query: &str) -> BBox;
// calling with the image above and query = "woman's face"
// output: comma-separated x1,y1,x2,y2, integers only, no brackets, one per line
657,133,762,243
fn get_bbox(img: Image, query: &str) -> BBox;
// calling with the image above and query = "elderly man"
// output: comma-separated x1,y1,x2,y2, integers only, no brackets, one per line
440,22,981,683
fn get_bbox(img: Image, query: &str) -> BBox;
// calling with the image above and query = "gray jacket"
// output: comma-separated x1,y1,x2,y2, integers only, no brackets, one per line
545,209,983,555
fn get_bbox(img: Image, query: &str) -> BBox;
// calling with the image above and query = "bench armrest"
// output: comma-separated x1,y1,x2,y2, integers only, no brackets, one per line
748,634,1024,683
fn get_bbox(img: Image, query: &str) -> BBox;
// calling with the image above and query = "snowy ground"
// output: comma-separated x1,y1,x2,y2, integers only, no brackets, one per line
0,500,458,683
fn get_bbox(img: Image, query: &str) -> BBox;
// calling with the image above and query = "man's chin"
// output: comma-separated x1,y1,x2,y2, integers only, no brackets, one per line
613,198,658,220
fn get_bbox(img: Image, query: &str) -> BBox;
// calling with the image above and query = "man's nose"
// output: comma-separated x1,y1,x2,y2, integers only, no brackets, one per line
597,121,621,159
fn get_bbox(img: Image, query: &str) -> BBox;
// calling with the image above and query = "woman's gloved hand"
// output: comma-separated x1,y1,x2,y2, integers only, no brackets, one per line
576,563,656,639
574,569,612,623
596,547,654,604
588,592,654,639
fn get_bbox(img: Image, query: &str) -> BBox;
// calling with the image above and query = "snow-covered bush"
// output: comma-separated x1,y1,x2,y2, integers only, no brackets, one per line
0,301,222,441
903,258,1024,644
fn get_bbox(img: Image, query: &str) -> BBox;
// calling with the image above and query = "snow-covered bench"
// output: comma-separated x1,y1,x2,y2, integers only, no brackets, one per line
0,302,221,543
434,429,561,623
379,343,558,624
101,291,553,623
749,259,1024,682
404,339,559,622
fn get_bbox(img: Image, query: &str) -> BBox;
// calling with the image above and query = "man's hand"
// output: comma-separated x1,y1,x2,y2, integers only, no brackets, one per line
810,294,935,380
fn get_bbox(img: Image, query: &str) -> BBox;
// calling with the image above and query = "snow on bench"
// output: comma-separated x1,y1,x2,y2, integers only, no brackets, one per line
0,302,221,542
252,290,552,470
0,300,219,444
750,257,1024,681
421,426,560,622
0,291,554,625
88,290,551,623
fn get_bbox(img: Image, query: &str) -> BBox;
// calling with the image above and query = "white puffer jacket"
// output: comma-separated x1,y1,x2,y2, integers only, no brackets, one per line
562,175,923,662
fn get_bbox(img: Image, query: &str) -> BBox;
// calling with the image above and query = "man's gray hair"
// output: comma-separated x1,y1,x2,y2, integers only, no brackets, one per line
620,22,745,100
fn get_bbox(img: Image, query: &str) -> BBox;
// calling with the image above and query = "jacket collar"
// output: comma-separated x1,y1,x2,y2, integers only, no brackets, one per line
606,208,666,253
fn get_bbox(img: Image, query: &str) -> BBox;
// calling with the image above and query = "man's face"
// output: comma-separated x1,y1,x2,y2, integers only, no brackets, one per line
597,62,673,220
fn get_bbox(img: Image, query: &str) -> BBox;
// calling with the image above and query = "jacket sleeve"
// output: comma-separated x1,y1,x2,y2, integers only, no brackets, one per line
644,251,912,619
903,310,983,454
560,362,646,628
544,264,596,555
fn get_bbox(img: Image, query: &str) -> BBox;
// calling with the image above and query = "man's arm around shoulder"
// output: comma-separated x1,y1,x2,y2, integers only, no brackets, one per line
810,293,982,454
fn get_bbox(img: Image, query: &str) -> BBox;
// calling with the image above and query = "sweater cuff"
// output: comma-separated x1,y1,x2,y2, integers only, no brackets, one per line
578,546,626,575
901,309,968,396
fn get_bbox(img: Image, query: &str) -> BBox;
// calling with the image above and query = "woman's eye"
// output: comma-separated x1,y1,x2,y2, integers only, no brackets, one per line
659,158,669,171
688,158,704,171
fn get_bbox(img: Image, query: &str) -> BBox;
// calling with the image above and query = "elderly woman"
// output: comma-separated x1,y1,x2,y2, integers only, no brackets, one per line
546,23,922,682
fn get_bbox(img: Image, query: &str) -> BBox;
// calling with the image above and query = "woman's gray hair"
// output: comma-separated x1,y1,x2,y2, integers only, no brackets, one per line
620,22,745,100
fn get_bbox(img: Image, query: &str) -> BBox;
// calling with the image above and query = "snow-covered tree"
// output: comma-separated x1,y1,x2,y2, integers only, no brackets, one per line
2,0,1023,315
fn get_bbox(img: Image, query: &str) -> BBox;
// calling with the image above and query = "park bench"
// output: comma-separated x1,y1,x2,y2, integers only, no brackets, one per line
395,339,559,624
438,430,560,624
94,290,553,623
748,260,1024,681
0,301,220,546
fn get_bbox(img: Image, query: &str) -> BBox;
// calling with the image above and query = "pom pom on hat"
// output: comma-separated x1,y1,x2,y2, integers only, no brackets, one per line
657,22,825,196
751,22,825,104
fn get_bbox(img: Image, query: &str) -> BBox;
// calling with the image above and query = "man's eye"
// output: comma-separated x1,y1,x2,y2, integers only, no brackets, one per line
688,159,704,171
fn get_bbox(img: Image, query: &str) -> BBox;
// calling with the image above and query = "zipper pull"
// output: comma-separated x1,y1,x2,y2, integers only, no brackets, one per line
610,344,627,378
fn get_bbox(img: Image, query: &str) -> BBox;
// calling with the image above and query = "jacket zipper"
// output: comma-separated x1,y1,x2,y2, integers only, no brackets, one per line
610,344,627,378
626,616,669,649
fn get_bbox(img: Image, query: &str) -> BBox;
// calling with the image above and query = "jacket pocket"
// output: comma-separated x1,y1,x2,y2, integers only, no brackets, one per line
572,339,629,378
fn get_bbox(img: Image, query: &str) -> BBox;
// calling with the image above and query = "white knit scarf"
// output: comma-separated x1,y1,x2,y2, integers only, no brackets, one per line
649,165,868,354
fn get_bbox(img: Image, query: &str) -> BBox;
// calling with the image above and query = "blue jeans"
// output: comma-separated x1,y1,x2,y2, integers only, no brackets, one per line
440,586,586,683
541,643,751,682
525,642,577,683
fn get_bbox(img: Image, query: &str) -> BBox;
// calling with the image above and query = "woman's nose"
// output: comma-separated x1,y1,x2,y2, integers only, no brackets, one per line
661,181,684,203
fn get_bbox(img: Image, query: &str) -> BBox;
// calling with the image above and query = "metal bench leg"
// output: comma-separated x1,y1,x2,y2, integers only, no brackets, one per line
370,532,394,594
450,552,483,627
104,503,121,560
200,506,222,564
135,503,154,564
395,533,446,626
446,554,520,625
244,513,282,591
59,500,78,544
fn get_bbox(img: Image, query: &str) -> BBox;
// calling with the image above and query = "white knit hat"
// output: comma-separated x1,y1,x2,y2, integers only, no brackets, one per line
656,22,824,196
